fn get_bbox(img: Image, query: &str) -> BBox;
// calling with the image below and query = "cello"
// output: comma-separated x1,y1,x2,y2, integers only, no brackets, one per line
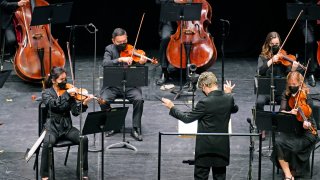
166,0,217,72
13,0,65,83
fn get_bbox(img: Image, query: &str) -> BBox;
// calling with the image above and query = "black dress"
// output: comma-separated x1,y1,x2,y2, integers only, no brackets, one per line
270,92,319,177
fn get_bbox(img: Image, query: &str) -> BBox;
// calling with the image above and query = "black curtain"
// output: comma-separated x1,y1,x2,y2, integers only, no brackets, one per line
49,0,305,58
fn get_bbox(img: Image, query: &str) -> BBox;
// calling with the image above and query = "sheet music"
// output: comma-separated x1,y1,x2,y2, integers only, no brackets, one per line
25,130,46,162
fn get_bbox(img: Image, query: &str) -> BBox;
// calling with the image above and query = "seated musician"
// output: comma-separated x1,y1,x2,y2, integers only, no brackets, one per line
99,28,147,141
256,31,302,139
271,71,319,180
0,0,29,58
41,67,93,180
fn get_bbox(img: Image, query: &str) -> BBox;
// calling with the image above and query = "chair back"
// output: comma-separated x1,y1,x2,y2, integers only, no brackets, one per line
38,101,48,136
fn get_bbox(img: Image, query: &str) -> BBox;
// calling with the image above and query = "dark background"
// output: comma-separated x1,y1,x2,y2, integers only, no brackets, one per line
49,0,308,58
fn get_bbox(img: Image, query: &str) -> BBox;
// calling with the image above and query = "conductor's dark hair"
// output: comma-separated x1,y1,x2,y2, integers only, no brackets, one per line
44,66,67,89
112,28,127,39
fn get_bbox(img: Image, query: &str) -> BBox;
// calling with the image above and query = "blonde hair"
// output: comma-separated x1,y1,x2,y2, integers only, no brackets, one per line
285,71,309,96
260,31,281,59
197,71,217,89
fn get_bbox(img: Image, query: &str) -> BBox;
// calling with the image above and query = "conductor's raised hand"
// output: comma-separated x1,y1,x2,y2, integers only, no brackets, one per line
162,98,174,109
224,80,235,94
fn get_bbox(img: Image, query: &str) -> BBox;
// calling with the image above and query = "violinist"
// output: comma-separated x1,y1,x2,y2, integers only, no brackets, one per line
256,31,303,140
100,28,146,141
0,0,28,59
271,71,319,180
155,0,187,85
41,67,93,180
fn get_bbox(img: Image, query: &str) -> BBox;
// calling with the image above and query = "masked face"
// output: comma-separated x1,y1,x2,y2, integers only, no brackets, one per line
289,86,299,94
116,43,127,51
57,80,67,89
271,45,280,55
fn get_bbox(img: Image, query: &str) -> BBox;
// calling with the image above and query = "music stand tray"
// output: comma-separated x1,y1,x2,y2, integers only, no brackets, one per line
254,76,286,96
160,2,202,22
255,110,303,133
30,2,73,26
0,70,11,88
82,107,129,135
82,107,128,180
103,66,148,87
286,3,320,20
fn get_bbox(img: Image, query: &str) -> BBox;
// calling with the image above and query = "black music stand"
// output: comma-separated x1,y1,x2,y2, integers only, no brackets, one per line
0,70,11,88
103,66,148,151
287,3,320,64
30,2,73,77
82,107,128,180
255,110,302,180
160,3,202,99
254,76,287,96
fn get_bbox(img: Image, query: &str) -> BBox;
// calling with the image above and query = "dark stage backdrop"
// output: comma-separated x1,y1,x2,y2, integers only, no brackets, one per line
49,0,306,58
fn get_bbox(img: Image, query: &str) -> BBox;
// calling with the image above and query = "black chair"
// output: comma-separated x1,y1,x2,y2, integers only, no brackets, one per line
34,101,78,180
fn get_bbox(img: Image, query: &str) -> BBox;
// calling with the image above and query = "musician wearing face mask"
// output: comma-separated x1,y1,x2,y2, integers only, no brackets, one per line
256,31,304,140
270,71,319,180
99,28,147,141
41,67,94,180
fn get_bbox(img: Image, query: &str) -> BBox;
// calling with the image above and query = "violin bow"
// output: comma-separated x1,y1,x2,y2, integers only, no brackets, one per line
66,42,75,86
293,58,310,109
278,10,304,52
130,13,145,60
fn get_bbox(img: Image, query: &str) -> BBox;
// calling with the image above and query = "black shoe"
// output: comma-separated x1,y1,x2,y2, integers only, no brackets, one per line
131,128,143,141
308,74,316,87
156,74,168,86
105,130,119,137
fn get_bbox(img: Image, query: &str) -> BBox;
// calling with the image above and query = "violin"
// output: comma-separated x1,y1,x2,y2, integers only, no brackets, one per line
120,44,158,64
276,49,306,70
288,88,317,135
58,83,106,105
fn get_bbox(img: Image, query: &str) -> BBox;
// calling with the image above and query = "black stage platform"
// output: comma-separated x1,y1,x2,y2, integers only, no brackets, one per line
0,55,319,180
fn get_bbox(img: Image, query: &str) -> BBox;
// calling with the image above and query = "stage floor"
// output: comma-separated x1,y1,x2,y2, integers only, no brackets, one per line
0,56,319,180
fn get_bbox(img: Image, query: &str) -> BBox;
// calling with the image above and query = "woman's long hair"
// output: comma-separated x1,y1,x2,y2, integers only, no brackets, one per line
44,66,67,89
260,31,281,59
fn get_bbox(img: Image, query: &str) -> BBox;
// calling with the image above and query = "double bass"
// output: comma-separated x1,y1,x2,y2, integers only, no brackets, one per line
166,0,217,72
13,0,65,83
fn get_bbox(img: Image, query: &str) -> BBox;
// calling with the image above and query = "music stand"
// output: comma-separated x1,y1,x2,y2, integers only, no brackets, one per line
0,70,11,88
82,107,128,180
160,3,202,99
103,66,148,151
30,2,73,76
255,110,303,180
254,76,287,96
286,3,320,64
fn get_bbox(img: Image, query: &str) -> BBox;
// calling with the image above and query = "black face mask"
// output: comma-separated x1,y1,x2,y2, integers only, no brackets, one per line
57,80,67,89
271,45,280,55
289,86,299,94
116,43,127,51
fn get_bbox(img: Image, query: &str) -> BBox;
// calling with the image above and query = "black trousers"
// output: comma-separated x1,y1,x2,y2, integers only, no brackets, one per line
40,127,89,177
100,86,144,129
1,25,17,55
194,165,226,180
